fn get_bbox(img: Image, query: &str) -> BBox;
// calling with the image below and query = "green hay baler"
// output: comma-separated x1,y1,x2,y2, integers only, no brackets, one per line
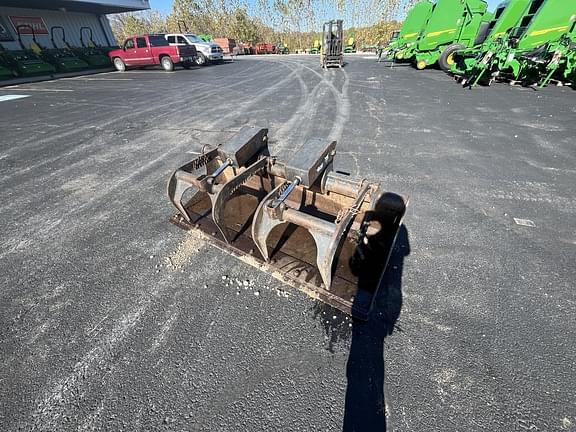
381,0,435,62
460,0,576,86
402,0,494,70
451,0,536,75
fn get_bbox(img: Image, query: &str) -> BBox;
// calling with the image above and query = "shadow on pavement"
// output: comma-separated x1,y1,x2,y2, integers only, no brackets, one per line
343,224,410,432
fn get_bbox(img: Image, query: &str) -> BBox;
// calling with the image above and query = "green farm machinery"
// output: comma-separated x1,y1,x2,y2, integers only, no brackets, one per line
379,0,434,62
362,43,379,53
451,0,537,76
0,62,15,79
177,21,213,43
75,27,112,67
2,25,57,77
515,24,576,87
344,36,356,53
400,0,494,70
41,26,90,72
198,34,213,42
309,39,321,54
571,57,576,89
0,46,17,79
0,65,13,79
377,30,400,61
277,42,289,54
458,0,576,87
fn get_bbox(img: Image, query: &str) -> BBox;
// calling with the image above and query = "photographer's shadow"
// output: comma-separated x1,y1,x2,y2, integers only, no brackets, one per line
343,224,410,432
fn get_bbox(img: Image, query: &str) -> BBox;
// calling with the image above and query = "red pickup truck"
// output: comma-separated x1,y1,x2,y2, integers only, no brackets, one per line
109,34,197,72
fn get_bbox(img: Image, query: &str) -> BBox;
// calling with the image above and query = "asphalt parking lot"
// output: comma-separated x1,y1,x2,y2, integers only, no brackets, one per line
0,55,575,431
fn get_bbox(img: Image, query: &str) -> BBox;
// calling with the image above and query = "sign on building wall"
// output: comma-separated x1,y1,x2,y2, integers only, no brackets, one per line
0,16,15,41
9,16,49,35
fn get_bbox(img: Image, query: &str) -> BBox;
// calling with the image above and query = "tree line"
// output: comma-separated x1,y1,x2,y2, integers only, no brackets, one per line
110,0,415,51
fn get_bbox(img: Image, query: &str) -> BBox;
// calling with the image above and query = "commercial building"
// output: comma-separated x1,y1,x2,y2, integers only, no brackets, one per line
0,0,150,50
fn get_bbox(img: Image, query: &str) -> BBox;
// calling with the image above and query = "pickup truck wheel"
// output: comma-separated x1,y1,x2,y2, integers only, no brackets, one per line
161,56,174,72
195,53,207,66
113,57,126,72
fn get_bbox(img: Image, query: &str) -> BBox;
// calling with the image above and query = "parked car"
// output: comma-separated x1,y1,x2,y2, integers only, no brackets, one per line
109,34,197,72
165,33,223,66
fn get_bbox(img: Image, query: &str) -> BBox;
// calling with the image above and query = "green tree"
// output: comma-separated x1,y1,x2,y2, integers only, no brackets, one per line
109,0,408,48
230,8,260,43
110,11,167,42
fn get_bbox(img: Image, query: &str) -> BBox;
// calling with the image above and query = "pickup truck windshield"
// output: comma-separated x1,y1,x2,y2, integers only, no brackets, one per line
149,36,170,47
186,34,203,43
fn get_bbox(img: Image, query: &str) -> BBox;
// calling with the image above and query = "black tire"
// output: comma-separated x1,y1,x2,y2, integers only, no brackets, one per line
438,44,465,72
182,61,193,70
195,52,207,66
113,57,126,72
160,56,174,72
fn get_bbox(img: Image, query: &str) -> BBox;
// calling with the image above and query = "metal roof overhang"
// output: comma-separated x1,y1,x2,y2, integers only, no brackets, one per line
0,0,150,14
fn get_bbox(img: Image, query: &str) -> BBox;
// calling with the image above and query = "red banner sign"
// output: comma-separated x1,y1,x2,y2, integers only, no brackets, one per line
9,16,49,35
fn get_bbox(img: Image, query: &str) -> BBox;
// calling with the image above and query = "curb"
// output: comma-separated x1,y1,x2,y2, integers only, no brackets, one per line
0,68,115,87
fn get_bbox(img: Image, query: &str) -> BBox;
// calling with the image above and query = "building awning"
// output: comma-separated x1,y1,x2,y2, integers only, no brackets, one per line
0,0,150,14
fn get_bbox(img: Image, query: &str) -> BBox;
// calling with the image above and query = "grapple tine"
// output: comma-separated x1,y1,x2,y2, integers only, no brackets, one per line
308,229,333,289
251,182,287,261
166,148,219,221
212,157,268,243
167,171,195,222
316,180,371,289
251,176,370,290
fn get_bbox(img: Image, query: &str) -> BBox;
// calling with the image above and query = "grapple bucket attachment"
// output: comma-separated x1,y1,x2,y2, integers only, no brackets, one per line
167,127,407,320
167,126,269,242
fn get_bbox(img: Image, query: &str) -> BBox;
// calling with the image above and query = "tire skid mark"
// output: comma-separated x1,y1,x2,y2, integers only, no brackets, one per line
149,309,179,354
0,100,178,166
0,143,178,259
186,60,299,132
0,61,277,159
0,77,243,189
327,68,350,144
0,87,220,166
0,60,296,182
134,60,304,150
304,66,350,143
24,253,215,430
26,281,167,429
0,123,175,191
1,63,301,261
273,62,318,144
270,58,351,152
